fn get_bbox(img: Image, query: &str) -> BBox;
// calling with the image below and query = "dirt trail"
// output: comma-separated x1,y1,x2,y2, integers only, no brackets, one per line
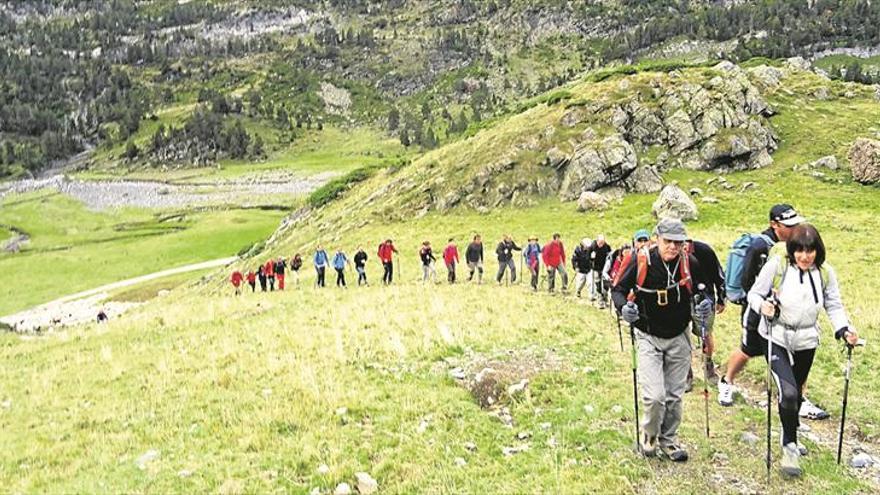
0,256,237,332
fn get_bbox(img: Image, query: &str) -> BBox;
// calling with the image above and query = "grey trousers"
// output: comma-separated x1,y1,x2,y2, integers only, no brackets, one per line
547,265,568,291
635,329,692,447
496,259,516,283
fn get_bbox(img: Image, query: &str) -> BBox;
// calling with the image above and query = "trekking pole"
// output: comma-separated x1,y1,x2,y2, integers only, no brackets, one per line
693,283,710,438
763,296,777,484
837,337,867,464
626,290,641,454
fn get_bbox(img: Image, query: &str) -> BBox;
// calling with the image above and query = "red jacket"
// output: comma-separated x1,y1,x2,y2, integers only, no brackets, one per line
378,243,397,263
542,240,566,268
264,260,275,276
443,245,459,265
246,271,256,283
231,271,243,285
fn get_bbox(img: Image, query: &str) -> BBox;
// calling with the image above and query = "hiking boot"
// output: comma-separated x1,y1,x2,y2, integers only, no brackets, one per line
685,367,694,393
660,443,689,462
576,290,582,298
598,300,607,310
797,441,808,456
799,398,830,420
717,378,735,407
781,442,802,477
704,359,719,386
640,434,658,457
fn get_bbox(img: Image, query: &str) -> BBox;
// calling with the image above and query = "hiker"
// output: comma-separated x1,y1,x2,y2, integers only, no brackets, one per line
684,238,726,386
466,235,484,284
748,223,858,477
610,229,651,289
378,239,398,285
257,265,267,292
542,233,568,293
717,204,829,420
274,257,287,291
572,238,593,298
443,238,460,284
612,218,710,462
246,269,256,293
231,269,243,295
590,235,612,307
314,245,330,288
96,309,108,323
333,249,351,288
603,243,631,295
265,258,276,291
291,253,303,286
523,236,542,291
495,234,522,284
420,241,438,283
354,246,369,286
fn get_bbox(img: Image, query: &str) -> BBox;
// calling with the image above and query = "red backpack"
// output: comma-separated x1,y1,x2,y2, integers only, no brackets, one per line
632,247,693,304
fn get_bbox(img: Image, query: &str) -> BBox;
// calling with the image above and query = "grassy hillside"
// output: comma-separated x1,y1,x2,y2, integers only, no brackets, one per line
0,191,282,315
2,62,880,493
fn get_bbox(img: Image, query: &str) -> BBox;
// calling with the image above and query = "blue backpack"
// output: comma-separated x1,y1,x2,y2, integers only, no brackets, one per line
724,233,774,304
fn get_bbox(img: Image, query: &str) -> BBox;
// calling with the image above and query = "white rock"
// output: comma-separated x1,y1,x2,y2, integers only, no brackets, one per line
454,457,467,467
335,407,348,416
449,367,466,380
1,399,11,409
317,464,330,475
417,420,429,434
852,452,875,469
583,404,595,414
464,441,477,452
539,422,552,430
135,449,160,470
611,405,623,414
354,472,378,494
334,482,352,495
178,469,193,478
741,432,760,445
507,379,529,397
517,431,532,440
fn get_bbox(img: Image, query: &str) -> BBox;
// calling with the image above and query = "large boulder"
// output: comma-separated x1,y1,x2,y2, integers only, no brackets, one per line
558,134,637,200
623,165,663,193
848,138,880,184
748,65,784,88
652,185,698,221
576,191,609,212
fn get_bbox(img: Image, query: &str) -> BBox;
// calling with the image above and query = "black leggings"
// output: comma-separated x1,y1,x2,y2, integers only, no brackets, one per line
336,268,346,287
316,267,326,287
760,335,816,445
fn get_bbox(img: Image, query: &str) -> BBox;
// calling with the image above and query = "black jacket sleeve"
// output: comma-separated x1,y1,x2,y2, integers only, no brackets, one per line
612,256,637,311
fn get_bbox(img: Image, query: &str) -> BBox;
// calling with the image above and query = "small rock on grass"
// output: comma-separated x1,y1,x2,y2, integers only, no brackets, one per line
135,449,160,470
851,452,875,469
611,405,623,414
464,441,477,452
334,482,352,495
539,422,552,430
741,432,760,446
355,472,378,494
517,431,532,440
454,457,467,467
317,464,330,475
178,469,193,478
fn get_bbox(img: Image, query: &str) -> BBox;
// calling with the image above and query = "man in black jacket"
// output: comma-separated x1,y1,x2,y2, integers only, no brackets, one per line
466,234,484,284
495,234,522,284
613,218,711,462
685,239,726,386
590,235,612,307
717,204,806,408
572,238,592,298
354,247,368,286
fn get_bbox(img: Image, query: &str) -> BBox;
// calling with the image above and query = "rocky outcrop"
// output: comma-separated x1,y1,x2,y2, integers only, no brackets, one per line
848,138,880,184
652,185,698,221
559,135,637,200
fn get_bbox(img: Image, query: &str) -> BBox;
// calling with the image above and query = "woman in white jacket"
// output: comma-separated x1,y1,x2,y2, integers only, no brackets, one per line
747,223,860,477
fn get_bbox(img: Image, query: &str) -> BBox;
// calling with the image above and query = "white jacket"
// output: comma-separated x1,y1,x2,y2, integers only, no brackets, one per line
746,256,850,352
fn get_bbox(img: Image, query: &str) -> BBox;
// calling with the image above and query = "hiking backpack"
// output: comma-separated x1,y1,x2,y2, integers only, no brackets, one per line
724,233,774,304
634,246,693,296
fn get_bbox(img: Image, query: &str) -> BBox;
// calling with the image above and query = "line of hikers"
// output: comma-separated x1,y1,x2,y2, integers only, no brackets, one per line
228,203,862,478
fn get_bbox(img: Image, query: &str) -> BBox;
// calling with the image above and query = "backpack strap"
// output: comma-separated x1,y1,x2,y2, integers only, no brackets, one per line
636,247,650,289
679,252,693,294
